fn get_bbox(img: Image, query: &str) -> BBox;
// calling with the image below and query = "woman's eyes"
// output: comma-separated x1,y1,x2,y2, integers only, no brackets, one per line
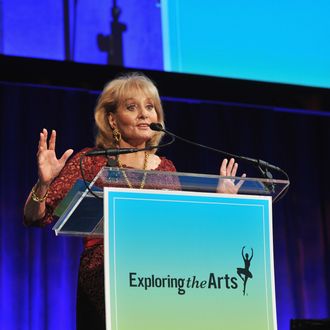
126,103,155,111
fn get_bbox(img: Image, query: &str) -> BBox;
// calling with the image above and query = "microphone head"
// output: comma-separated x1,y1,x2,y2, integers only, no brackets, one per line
149,122,164,132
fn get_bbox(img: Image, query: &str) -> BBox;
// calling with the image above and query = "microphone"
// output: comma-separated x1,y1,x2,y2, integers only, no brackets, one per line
149,122,285,175
85,129,176,156
85,147,140,156
149,123,163,131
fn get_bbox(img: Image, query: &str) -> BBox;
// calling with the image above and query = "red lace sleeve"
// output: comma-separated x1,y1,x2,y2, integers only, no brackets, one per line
29,148,107,227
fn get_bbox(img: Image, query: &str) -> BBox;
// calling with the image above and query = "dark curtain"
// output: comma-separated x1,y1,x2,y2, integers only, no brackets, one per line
0,81,329,330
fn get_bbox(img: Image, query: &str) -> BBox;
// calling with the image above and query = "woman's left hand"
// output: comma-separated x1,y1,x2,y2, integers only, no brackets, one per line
217,158,246,194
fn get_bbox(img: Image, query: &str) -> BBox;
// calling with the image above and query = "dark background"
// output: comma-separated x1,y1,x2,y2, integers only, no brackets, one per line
0,56,330,330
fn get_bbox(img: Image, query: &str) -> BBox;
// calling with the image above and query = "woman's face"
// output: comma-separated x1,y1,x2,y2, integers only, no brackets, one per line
108,93,159,147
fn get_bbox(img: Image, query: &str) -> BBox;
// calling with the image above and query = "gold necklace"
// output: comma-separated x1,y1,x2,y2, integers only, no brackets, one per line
117,152,149,189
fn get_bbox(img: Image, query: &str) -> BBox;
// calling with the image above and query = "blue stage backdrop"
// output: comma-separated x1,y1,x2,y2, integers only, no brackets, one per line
1,0,330,87
0,0,163,69
0,81,329,330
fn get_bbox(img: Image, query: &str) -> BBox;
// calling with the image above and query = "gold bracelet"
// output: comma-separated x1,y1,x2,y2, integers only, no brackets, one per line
31,183,49,203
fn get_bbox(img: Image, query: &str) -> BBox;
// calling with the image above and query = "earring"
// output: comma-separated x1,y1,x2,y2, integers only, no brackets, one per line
113,128,121,144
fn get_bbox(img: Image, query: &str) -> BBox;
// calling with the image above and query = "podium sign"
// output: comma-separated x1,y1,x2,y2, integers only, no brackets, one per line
104,188,277,330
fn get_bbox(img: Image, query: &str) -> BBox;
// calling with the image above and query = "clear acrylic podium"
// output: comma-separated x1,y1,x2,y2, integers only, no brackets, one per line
53,166,289,330
53,166,289,237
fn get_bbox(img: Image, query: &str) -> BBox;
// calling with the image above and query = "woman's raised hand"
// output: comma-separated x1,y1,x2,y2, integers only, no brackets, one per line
217,158,246,194
37,129,73,186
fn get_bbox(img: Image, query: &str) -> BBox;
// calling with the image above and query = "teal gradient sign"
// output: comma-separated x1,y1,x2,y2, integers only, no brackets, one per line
104,188,276,330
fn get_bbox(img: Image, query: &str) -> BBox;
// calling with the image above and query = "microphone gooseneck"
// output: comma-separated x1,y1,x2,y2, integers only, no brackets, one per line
79,125,175,199
149,122,288,178
150,122,290,202
85,126,175,157
85,147,139,156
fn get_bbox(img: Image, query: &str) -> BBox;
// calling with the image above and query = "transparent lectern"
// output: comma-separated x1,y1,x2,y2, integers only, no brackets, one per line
52,167,289,237
53,167,289,330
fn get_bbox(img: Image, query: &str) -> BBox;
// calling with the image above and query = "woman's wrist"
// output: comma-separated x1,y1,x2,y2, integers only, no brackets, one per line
36,179,51,190
31,180,50,203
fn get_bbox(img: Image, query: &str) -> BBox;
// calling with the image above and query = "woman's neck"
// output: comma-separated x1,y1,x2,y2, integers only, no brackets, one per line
118,151,147,170
116,139,146,169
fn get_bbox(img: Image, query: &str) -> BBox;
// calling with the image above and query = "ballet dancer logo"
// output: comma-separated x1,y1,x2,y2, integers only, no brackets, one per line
237,246,254,296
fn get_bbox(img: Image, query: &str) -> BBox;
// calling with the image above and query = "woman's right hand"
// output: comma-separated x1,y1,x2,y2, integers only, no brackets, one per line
37,129,74,186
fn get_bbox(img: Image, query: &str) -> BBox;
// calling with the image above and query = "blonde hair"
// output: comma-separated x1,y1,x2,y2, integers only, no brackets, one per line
94,72,165,151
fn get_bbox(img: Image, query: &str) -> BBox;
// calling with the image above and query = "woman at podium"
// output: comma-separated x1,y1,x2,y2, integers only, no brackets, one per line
23,72,242,329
